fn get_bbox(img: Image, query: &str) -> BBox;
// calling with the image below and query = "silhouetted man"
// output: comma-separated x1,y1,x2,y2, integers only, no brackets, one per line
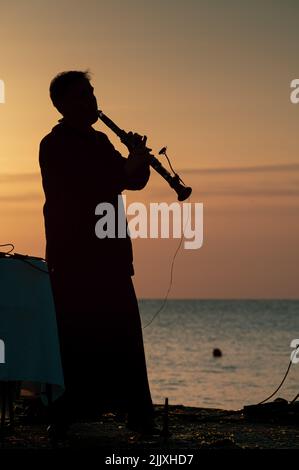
39,70,154,436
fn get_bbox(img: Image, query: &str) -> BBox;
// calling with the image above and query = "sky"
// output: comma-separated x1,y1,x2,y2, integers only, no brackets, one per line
0,0,299,298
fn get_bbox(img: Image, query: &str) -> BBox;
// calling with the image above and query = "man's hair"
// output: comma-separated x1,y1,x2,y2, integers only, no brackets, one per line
49,70,91,108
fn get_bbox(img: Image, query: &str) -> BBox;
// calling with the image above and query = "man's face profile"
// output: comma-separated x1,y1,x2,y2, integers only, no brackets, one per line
60,78,99,126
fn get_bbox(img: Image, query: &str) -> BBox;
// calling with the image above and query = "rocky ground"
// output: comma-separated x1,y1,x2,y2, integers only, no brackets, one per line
1,398,299,452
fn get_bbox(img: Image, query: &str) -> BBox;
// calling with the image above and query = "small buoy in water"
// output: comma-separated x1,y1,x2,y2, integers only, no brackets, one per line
213,348,222,357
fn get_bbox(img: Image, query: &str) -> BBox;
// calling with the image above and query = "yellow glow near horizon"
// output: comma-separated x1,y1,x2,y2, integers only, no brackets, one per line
1,0,299,298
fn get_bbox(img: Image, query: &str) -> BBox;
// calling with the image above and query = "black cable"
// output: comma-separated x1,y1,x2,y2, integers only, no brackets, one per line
160,149,187,186
0,244,48,274
0,243,15,254
164,152,177,177
142,230,184,330
142,197,191,329
257,344,299,405
290,391,299,404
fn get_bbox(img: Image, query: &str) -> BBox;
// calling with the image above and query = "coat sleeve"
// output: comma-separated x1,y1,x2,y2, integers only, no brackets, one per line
100,133,151,191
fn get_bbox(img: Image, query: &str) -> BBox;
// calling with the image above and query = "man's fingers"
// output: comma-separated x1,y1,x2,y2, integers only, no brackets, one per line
126,132,150,155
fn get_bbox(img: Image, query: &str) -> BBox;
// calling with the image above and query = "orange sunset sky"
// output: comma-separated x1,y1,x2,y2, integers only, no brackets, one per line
0,0,298,298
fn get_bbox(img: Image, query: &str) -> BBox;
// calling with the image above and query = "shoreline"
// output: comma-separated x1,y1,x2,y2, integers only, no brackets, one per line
1,401,299,450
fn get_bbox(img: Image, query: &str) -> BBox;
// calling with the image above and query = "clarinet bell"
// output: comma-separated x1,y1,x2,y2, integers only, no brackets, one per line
171,176,192,201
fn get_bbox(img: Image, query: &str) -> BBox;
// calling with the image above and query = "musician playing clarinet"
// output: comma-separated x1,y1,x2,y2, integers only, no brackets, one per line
39,70,155,439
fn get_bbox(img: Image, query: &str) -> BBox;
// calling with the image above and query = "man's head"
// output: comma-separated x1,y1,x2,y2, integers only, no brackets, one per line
49,70,99,126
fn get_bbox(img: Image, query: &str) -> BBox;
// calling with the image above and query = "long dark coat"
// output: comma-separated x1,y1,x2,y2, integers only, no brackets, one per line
39,120,153,422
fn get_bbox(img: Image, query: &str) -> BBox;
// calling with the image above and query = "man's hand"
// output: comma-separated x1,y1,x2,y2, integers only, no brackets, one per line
123,132,152,188
122,132,152,160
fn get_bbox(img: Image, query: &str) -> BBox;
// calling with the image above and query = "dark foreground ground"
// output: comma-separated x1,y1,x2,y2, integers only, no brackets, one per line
1,398,299,452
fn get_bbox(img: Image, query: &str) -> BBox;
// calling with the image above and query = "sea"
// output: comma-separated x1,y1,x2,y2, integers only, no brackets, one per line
139,299,299,410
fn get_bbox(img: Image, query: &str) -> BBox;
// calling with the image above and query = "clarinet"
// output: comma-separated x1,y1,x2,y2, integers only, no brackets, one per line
97,110,192,201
